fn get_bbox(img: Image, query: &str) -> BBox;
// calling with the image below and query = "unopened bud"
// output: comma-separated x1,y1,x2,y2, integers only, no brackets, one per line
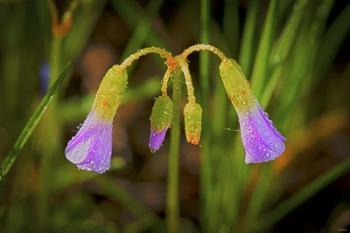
149,96,174,152
184,102,202,145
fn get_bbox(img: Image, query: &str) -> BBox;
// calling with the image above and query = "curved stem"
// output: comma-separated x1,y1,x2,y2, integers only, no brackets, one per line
177,56,196,103
120,46,172,70
161,68,172,96
181,43,227,61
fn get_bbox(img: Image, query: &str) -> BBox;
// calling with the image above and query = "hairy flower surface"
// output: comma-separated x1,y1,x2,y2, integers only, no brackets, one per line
219,59,285,163
65,111,112,173
65,65,127,173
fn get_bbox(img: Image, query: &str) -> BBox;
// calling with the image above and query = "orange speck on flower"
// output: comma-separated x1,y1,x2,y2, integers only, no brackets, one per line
102,99,109,108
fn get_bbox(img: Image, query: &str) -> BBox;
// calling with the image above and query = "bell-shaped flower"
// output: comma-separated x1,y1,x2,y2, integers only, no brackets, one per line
65,65,128,173
219,59,285,163
149,95,173,152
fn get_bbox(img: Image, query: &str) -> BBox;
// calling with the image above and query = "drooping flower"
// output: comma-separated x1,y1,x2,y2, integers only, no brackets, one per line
183,102,202,145
65,65,128,173
149,95,173,152
219,59,286,164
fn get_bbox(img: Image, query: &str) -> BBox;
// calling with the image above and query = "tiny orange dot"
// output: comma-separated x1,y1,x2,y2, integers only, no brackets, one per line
102,100,109,107
167,56,178,70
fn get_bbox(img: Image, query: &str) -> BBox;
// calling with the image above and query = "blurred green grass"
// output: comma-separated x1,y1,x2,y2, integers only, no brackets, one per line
0,0,350,233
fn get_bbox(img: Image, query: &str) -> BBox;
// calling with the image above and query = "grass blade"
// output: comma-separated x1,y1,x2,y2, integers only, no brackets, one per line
199,0,212,232
120,0,164,61
239,0,259,75
314,3,350,80
250,0,278,99
255,159,350,233
0,62,72,182
261,0,308,107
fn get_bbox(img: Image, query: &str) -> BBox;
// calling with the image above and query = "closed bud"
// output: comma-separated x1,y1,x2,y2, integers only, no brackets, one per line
184,102,202,145
149,96,174,152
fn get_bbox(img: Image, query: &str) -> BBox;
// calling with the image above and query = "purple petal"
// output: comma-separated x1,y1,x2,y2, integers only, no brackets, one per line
238,105,285,164
148,128,168,152
65,111,112,173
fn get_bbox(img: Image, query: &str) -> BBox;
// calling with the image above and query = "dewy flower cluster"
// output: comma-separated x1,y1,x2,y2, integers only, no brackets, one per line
65,44,286,173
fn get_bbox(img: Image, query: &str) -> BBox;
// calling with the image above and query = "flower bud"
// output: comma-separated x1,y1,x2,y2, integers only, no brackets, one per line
149,96,174,152
184,102,202,145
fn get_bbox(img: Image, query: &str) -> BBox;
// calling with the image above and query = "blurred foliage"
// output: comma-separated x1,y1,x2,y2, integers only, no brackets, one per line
0,0,350,233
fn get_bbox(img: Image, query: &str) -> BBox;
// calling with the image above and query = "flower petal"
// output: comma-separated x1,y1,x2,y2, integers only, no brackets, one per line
239,105,285,164
65,111,112,173
148,128,168,152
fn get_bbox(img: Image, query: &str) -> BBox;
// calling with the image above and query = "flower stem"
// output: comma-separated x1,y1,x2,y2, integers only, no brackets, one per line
177,55,196,103
166,68,182,233
120,46,172,70
181,43,227,61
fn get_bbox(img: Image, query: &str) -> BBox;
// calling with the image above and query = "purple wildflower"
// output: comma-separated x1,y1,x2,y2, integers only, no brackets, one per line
65,111,113,173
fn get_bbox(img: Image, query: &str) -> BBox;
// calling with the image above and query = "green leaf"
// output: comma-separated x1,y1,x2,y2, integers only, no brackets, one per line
0,62,72,182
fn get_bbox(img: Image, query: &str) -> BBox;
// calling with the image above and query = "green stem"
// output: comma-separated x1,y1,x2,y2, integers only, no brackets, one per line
166,68,182,233
50,36,62,84
199,0,212,232
38,35,63,231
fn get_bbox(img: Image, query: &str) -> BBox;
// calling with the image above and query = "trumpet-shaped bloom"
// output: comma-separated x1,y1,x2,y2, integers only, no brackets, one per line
220,59,286,163
65,65,127,173
65,111,112,173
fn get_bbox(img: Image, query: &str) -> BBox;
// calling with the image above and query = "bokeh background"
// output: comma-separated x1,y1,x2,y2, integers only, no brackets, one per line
0,0,350,232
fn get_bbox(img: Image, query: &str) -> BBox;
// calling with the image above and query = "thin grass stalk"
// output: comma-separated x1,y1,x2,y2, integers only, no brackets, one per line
38,34,64,231
313,3,350,80
111,0,166,48
239,0,259,75
250,0,278,98
254,159,350,233
223,0,239,57
199,0,212,232
261,0,308,107
242,1,280,231
211,0,240,230
120,0,163,61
